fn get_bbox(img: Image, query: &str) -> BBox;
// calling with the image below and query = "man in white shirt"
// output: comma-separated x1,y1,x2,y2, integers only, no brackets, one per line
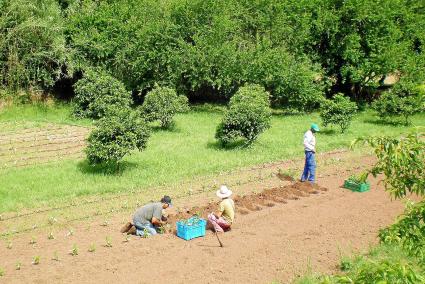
301,123,320,183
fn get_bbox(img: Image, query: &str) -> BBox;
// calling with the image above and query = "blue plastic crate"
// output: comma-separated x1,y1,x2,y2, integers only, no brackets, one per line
176,217,207,240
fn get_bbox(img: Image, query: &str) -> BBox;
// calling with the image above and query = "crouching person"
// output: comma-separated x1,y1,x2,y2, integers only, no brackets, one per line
208,186,235,233
121,195,172,236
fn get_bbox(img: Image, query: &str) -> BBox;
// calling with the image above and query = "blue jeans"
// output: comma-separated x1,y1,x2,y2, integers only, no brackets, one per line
301,151,316,183
134,221,157,236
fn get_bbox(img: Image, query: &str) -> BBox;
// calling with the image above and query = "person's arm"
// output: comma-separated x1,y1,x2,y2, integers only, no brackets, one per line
151,217,164,226
214,202,225,218
214,211,223,218
151,205,165,226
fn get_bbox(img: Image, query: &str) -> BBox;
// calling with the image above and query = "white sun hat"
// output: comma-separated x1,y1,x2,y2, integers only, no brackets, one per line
216,185,232,198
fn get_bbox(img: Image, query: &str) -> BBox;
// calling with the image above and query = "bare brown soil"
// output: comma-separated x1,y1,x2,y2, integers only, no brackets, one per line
0,153,410,283
165,182,326,232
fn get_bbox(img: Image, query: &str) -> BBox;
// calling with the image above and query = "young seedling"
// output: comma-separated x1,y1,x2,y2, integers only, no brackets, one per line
6,241,12,249
29,237,37,245
48,216,57,225
16,262,21,270
141,228,150,239
101,220,109,227
122,201,129,209
105,236,112,247
157,225,165,234
70,244,78,256
88,243,96,253
123,235,131,243
66,228,74,236
32,256,40,265
52,251,59,261
0,267,4,276
48,232,55,240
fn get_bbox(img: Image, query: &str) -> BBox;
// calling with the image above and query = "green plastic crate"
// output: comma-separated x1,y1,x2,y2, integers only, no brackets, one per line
343,180,370,192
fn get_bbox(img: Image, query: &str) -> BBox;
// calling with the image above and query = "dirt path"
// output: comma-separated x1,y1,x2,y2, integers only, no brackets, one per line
0,153,408,283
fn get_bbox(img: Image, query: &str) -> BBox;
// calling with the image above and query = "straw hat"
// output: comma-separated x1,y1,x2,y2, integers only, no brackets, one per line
216,185,232,198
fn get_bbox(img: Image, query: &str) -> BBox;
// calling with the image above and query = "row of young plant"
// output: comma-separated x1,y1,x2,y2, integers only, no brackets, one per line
297,132,425,283
1,0,424,112
0,232,120,277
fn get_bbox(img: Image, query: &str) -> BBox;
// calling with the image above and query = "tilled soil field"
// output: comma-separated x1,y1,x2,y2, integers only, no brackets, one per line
0,153,410,283
166,181,328,227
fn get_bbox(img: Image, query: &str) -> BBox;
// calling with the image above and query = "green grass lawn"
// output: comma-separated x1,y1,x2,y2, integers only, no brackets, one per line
0,103,91,129
1,104,424,213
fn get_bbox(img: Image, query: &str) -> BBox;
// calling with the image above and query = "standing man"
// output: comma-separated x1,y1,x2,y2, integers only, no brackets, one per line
121,195,172,236
301,123,320,183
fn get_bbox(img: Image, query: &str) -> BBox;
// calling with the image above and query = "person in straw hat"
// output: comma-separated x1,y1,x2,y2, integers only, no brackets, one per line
208,185,235,233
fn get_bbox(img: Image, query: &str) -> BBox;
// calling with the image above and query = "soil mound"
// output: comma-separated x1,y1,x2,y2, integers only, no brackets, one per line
165,181,328,230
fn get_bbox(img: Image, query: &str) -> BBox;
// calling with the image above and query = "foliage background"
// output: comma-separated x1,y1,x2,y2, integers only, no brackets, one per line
1,0,423,109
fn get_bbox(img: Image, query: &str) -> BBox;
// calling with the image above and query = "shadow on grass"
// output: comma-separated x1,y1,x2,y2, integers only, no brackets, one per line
363,118,406,126
319,128,338,135
207,139,249,151
149,122,181,133
77,160,137,175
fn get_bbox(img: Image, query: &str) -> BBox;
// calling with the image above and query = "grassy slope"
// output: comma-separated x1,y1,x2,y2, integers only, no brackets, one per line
295,244,425,283
0,104,424,212
0,103,91,131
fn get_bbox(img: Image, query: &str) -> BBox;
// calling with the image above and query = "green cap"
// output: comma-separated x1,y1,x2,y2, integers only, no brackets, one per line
311,123,320,132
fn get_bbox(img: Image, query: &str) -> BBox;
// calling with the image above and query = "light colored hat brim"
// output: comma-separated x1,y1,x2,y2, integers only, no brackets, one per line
216,189,232,198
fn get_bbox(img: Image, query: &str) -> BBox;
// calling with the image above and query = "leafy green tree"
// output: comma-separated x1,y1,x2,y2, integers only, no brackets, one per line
72,68,132,119
306,0,425,98
379,201,425,263
65,0,177,92
353,132,425,264
240,45,324,111
65,0,324,108
86,108,150,166
216,84,271,145
0,0,68,91
354,132,424,199
320,94,357,133
141,85,189,128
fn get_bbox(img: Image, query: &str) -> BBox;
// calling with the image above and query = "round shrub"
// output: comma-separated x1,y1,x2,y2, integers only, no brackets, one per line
372,83,424,125
72,69,132,119
141,85,189,128
86,108,150,166
215,84,271,145
320,93,357,133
